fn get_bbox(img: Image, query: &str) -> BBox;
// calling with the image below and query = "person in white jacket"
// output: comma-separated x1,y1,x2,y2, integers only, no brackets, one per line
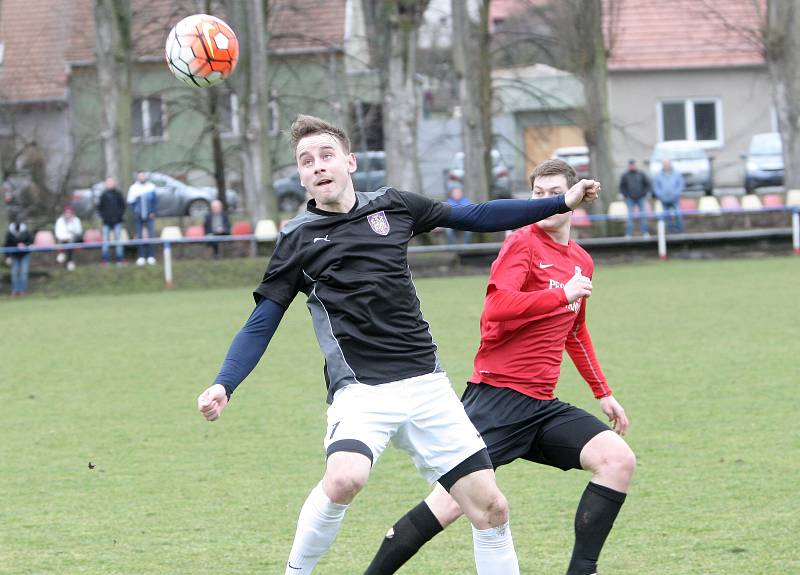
54,205,83,270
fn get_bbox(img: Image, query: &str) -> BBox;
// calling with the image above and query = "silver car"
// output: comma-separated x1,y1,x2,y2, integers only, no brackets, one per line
742,132,783,194
72,172,239,219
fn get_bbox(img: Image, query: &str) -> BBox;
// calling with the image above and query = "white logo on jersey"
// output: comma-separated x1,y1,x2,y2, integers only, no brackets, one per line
367,211,390,236
313,235,330,243
539,262,554,269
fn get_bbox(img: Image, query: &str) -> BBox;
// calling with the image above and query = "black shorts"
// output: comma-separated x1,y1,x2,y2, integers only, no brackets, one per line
461,382,610,471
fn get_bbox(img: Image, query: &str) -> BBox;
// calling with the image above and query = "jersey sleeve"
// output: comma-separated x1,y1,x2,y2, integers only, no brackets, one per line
565,297,611,398
442,196,569,232
396,190,450,234
214,298,286,398
483,233,567,322
253,232,304,308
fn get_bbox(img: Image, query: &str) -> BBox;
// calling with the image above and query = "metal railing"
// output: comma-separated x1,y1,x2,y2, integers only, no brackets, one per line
3,205,799,288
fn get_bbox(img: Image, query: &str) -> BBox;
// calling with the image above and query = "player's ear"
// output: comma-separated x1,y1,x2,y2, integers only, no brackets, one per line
347,152,357,174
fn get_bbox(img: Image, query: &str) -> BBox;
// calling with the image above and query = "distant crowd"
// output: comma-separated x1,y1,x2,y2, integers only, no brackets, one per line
2,172,232,297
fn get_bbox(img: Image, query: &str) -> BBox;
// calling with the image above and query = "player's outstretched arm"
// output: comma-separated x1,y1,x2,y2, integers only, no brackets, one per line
599,395,629,435
196,298,286,422
440,179,600,233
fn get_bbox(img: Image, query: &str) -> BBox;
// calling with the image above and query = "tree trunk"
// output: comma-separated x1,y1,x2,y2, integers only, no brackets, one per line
382,2,426,193
93,0,132,192
452,0,492,203
207,87,228,212
765,0,800,190
575,0,615,214
225,0,274,224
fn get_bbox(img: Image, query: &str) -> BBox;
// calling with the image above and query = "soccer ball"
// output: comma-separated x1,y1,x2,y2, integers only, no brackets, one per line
165,14,239,88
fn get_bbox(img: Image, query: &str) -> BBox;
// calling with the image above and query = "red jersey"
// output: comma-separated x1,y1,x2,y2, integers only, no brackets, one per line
469,224,611,400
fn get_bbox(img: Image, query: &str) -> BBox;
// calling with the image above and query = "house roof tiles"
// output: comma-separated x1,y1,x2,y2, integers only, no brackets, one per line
606,0,765,71
0,0,72,101
1,0,347,102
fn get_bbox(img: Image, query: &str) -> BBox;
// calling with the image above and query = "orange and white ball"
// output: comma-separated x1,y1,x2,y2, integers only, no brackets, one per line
165,14,239,88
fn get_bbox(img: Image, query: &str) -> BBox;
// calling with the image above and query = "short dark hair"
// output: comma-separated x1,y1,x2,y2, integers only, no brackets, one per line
290,114,351,155
529,159,578,190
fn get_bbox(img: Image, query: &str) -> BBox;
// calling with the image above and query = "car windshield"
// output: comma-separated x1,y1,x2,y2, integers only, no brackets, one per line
652,145,706,161
749,133,782,155
561,154,589,164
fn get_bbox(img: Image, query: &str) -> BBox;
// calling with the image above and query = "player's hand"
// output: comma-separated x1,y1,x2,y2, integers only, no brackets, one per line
564,179,601,209
197,384,228,422
563,271,592,303
599,395,629,435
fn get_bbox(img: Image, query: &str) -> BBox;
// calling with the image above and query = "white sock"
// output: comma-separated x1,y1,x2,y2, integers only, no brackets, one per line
285,482,348,574
472,521,520,575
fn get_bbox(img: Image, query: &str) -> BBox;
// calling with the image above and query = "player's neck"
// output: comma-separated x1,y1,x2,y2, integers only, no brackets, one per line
543,223,570,245
316,187,357,213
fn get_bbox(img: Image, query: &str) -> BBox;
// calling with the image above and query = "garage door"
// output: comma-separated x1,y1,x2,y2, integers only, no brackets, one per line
523,125,586,177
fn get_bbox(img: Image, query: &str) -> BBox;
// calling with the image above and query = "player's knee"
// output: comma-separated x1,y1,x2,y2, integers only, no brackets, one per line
323,469,367,504
604,444,636,482
482,490,509,526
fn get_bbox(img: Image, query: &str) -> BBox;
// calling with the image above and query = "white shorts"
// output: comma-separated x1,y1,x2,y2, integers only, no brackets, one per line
324,372,487,484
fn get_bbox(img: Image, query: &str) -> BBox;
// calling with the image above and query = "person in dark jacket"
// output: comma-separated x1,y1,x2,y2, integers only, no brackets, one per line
4,216,33,296
203,199,230,258
97,177,127,265
619,159,651,238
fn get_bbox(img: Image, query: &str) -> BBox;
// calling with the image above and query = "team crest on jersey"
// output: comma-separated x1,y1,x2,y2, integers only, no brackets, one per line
367,211,390,236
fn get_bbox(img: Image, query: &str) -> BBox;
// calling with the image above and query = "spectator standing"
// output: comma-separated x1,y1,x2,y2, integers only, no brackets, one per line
203,199,231,258
3,182,27,226
652,159,685,233
98,177,127,266
127,172,158,265
445,187,472,245
4,217,33,296
54,206,83,271
619,159,651,238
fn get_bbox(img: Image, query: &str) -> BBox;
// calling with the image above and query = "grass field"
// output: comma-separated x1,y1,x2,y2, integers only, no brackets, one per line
2,257,798,574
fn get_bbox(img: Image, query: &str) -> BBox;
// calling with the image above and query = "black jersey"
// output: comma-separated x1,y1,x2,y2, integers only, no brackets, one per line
254,187,450,401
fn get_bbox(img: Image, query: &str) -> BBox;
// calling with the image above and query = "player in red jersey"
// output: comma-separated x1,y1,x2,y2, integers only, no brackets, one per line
364,159,635,575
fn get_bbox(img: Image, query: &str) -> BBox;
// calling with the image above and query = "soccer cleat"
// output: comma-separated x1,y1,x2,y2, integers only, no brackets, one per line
56,252,66,263
147,256,157,265
66,261,76,271
136,257,146,266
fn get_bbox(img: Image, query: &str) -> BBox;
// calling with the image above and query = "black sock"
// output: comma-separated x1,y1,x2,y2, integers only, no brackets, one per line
567,482,627,575
364,500,443,575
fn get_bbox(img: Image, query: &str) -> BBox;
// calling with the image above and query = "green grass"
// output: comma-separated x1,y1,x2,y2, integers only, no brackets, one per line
1,257,798,574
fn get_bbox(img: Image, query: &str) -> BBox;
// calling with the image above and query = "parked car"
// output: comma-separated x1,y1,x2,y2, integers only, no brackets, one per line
551,146,591,179
648,140,713,195
445,149,512,199
274,150,386,213
72,172,239,219
742,132,783,194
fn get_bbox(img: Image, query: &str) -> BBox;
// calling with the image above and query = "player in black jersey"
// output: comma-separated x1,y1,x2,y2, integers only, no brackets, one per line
196,115,600,574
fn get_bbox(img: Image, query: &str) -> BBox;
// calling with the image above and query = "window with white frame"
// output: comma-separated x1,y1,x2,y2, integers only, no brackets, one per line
132,96,165,141
218,91,239,136
658,98,722,147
